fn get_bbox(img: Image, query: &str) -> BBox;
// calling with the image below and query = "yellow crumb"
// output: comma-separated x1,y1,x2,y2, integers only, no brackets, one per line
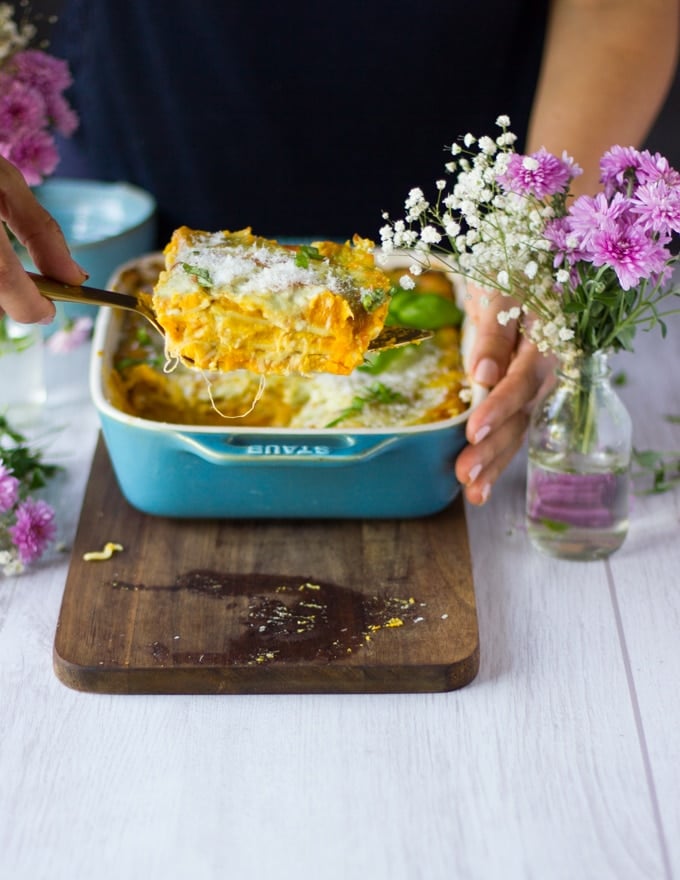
82,542,124,562
384,617,404,628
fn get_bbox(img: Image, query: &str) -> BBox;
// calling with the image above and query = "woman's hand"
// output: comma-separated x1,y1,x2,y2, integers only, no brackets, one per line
0,156,87,324
455,284,554,505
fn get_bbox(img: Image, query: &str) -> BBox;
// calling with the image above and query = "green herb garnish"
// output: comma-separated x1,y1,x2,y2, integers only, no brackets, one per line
294,245,323,269
325,382,407,427
181,263,214,288
360,287,387,312
114,354,165,371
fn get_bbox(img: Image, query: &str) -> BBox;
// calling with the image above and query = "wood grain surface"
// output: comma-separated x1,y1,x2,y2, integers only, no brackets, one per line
53,436,479,694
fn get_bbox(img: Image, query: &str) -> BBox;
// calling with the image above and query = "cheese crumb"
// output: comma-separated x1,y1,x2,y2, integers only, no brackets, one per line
83,542,124,562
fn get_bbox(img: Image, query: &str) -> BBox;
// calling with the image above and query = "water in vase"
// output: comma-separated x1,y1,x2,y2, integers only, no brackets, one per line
526,458,629,560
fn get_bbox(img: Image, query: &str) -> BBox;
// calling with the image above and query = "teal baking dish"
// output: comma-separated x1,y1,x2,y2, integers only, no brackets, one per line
90,262,484,519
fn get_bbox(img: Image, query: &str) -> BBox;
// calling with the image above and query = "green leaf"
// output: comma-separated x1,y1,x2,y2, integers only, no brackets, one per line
294,245,323,269
181,263,214,288
386,288,463,329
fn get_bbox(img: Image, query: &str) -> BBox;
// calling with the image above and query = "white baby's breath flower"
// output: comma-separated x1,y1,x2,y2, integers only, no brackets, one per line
463,133,476,148
497,269,510,288
420,225,442,245
556,269,570,284
495,115,511,128
444,219,460,237
524,260,538,280
458,387,473,403
435,179,447,191
478,136,497,156
409,262,423,276
399,274,416,290
450,143,462,156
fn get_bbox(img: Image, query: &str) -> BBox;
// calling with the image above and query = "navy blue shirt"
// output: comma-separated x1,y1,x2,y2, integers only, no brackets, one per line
53,1,548,243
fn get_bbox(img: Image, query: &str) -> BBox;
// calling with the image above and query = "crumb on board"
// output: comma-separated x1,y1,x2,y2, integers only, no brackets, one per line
83,542,124,562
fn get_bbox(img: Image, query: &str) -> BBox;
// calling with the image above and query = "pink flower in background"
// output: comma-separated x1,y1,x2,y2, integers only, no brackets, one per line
0,464,20,513
1,126,58,184
8,497,56,564
46,315,93,353
0,8,78,185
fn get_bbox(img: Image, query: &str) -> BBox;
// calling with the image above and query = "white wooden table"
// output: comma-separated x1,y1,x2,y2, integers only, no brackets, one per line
1,314,679,880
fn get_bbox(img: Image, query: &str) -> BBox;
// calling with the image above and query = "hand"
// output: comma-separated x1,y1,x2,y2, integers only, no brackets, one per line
0,156,88,324
455,284,554,505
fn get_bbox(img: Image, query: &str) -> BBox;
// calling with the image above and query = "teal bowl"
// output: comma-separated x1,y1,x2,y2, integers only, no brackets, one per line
17,178,157,331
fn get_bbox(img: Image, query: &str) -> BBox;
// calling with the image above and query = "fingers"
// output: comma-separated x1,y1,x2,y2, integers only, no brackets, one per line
456,338,554,505
0,157,88,324
463,282,518,387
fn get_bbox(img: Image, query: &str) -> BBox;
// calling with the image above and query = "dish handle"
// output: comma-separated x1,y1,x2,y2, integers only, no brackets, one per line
166,431,402,466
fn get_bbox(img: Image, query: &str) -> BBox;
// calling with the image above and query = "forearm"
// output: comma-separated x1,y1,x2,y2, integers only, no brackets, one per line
527,0,679,194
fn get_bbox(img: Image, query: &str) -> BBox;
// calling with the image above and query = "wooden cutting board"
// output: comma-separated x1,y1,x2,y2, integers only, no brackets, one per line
54,436,479,694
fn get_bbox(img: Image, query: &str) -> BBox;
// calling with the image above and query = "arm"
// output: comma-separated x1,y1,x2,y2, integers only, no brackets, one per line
457,0,680,504
0,156,87,324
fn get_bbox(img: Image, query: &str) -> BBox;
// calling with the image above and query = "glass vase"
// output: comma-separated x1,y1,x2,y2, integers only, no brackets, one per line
0,317,47,425
526,350,632,561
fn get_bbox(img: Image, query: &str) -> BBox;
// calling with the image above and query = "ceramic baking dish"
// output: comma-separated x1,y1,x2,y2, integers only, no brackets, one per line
89,257,484,519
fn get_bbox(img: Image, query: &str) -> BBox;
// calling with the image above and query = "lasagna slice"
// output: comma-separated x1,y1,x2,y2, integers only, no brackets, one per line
151,227,393,375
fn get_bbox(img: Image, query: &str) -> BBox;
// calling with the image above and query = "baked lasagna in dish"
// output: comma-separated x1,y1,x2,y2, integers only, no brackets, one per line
151,227,393,376
107,255,472,429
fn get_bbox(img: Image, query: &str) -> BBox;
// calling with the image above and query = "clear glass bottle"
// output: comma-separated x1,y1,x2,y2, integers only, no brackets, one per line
0,317,47,425
526,350,632,561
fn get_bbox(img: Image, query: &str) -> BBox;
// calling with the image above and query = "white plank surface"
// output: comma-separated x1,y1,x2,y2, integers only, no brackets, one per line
1,316,679,880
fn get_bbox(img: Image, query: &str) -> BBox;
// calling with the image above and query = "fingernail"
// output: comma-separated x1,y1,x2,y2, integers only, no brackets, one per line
39,314,55,325
467,463,482,483
480,483,491,503
473,357,500,386
473,424,491,444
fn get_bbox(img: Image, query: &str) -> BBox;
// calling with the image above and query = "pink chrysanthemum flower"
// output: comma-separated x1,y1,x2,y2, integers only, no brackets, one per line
566,192,629,251
0,464,20,514
1,128,58,185
8,498,56,565
589,222,670,290
7,49,73,98
498,148,580,199
630,179,680,236
636,149,680,188
599,145,643,196
0,77,46,134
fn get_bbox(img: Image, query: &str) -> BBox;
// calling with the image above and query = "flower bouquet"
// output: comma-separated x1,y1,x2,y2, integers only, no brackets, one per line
379,116,680,559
